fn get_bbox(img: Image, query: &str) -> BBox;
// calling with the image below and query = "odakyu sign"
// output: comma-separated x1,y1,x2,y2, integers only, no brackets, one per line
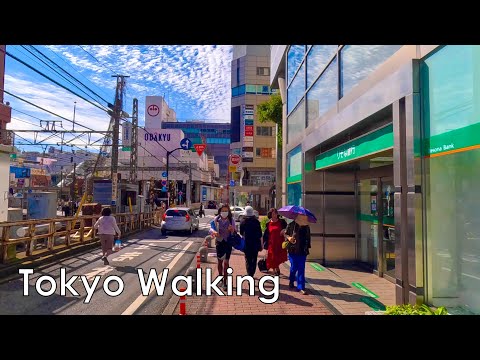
137,128,185,156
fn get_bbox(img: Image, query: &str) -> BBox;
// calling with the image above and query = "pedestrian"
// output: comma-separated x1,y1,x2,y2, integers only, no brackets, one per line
209,204,235,290
64,203,71,217
284,214,311,295
94,207,121,265
240,206,263,277
263,208,288,276
199,202,204,218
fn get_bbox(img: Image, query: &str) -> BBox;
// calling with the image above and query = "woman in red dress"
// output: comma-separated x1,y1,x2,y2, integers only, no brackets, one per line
263,208,288,276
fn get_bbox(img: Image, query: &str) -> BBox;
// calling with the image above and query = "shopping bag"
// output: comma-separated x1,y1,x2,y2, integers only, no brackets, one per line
257,257,267,272
227,232,245,252
113,239,122,252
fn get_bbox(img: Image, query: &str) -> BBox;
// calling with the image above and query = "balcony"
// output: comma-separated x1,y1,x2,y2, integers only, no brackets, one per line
0,129,13,146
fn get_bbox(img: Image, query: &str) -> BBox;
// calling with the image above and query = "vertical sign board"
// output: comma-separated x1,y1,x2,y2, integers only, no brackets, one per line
122,121,132,150
202,186,207,201
242,105,255,163
111,173,118,205
145,96,163,129
93,180,112,205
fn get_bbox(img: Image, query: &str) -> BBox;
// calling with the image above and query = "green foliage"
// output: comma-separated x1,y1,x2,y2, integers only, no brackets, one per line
260,216,269,233
385,304,448,315
257,94,283,147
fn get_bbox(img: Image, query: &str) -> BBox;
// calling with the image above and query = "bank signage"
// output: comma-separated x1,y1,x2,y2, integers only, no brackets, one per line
424,122,480,158
315,125,393,170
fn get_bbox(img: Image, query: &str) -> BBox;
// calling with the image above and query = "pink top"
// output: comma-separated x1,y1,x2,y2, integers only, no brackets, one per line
94,215,121,236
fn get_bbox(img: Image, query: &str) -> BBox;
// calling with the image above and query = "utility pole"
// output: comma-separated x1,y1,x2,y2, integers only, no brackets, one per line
186,160,192,207
111,75,129,213
130,98,138,183
166,146,183,209
72,101,76,131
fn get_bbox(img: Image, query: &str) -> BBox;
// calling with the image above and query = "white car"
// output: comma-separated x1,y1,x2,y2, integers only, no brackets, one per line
230,206,259,222
161,207,199,235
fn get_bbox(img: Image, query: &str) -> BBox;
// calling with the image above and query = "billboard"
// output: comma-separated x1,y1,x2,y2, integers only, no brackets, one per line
122,121,132,148
93,180,113,205
145,96,163,128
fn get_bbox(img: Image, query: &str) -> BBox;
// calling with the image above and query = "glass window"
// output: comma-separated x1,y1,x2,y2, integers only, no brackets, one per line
255,148,261,157
306,45,337,88
307,57,338,127
238,84,245,95
287,45,305,85
340,45,403,98
287,99,305,144
257,67,270,76
422,45,480,314
287,61,305,114
246,85,256,94
287,183,302,206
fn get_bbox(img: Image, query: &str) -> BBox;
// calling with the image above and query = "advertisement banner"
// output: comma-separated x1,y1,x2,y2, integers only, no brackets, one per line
244,119,254,125
245,129,254,136
243,141,253,147
122,121,132,147
145,96,163,128
244,125,254,132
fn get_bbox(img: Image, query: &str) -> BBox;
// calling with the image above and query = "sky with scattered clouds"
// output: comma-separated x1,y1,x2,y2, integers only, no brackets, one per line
4,45,233,151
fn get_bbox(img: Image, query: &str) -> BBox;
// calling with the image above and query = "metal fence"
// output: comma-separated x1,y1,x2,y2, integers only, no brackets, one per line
0,211,154,264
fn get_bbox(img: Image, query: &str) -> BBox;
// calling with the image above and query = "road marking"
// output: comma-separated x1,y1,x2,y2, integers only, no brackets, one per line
361,297,386,311
79,266,114,281
136,240,185,243
134,245,150,250
112,252,143,262
310,263,325,272
122,241,193,315
351,282,379,298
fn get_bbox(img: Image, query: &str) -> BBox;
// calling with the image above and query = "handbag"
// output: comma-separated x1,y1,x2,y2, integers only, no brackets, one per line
257,257,267,272
113,239,122,252
227,232,245,252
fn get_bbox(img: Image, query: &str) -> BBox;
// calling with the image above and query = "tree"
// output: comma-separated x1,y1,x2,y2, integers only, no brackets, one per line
257,93,282,147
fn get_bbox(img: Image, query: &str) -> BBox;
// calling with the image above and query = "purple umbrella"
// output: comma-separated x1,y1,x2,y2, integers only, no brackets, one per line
278,205,317,223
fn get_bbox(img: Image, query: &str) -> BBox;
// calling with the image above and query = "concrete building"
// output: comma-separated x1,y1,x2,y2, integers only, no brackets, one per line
145,96,176,128
271,45,480,313
230,45,278,213
161,121,230,181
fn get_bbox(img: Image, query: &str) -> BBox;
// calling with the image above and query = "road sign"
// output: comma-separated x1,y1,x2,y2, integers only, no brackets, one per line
180,138,192,150
162,171,168,178
180,149,191,157
178,191,183,196
194,144,207,157
230,154,241,165
161,186,167,192
230,180,235,187
161,180,167,186
122,146,131,151
229,166,237,173
111,200,116,205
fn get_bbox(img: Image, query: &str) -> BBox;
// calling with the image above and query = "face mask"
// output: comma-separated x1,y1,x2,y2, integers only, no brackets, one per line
221,212,228,218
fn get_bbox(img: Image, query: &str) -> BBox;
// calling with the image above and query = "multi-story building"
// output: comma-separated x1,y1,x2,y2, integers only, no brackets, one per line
230,45,277,213
145,96,176,128
161,121,230,181
271,45,480,313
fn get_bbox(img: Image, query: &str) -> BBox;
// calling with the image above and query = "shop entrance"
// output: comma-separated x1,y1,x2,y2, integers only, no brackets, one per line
356,165,395,281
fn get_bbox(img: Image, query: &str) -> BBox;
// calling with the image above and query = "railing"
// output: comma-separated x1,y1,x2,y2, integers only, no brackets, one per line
0,211,155,264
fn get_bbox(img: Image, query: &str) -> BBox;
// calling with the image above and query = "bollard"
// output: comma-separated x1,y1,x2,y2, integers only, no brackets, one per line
196,253,201,269
199,245,208,263
204,235,212,248
179,287,186,315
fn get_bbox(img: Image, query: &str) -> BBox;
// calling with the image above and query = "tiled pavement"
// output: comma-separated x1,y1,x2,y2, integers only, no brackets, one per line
171,242,395,315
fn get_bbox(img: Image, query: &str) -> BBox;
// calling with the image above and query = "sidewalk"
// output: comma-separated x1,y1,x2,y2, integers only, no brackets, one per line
172,248,334,315
171,244,395,315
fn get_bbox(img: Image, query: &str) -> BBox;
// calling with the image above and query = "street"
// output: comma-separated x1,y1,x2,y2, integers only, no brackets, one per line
0,211,217,315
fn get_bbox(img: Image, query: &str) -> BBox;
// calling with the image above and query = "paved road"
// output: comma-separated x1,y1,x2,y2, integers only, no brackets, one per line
0,214,216,315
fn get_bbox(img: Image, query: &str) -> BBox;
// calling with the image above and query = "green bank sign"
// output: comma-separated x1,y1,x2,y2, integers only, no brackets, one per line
315,125,393,170
425,121,480,157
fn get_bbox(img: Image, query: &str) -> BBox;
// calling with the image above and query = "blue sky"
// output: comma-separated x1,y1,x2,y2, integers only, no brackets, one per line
4,45,233,151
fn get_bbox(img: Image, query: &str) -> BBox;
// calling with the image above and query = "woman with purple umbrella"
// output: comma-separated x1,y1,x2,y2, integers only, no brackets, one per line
278,206,316,295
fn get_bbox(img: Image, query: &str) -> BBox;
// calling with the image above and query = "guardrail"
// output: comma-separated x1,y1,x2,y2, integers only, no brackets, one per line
0,211,155,264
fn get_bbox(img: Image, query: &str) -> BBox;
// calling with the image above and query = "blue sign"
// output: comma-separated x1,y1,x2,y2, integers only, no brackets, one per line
202,187,207,201
162,186,167,192
162,171,168,178
93,180,112,205
244,120,254,126
180,138,192,150
161,180,167,186
111,200,116,205
230,180,235,187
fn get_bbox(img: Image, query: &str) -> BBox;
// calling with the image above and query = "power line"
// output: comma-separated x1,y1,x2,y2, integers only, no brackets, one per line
44,45,113,101
22,45,111,106
4,49,111,114
78,45,120,76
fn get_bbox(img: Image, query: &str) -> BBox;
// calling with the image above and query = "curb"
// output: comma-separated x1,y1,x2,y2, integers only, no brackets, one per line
281,262,343,315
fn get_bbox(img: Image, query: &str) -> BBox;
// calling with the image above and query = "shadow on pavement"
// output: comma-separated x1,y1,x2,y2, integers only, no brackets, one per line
304,278,351,288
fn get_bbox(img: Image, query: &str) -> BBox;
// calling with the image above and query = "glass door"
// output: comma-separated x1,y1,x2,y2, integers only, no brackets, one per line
357,178,379,271
381,177,395,279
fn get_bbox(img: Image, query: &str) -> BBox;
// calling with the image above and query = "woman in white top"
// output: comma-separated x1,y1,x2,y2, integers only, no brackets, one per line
94,207,121,265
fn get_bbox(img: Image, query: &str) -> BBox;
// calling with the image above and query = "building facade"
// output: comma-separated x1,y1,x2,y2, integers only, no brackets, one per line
161,121,230,181
271,45,480,314
230,45,277,213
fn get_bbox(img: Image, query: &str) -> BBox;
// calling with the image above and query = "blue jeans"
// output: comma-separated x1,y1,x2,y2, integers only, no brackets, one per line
288,254,307,290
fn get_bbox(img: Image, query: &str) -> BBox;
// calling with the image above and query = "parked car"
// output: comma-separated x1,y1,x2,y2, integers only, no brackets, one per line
207,200,217,209
161,207,199,235
230,206,259,222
